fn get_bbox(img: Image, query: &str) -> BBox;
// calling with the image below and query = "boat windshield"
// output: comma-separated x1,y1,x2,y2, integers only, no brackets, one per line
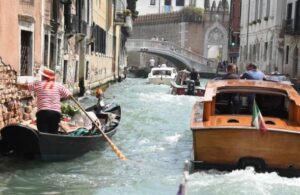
152,70,172,76
215,92,289,119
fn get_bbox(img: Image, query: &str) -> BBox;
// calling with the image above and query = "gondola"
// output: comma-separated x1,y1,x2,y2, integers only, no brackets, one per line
0,99,121,161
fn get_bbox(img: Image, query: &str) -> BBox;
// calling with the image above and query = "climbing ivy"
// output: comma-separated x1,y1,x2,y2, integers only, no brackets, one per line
181,6,204,22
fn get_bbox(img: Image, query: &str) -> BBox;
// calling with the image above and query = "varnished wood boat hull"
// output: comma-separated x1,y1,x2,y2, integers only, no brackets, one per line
190,80,300,176
191,127,300,175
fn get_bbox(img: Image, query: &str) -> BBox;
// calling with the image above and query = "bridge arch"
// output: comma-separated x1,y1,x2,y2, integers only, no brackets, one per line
127,48,194,70
126,39,215,72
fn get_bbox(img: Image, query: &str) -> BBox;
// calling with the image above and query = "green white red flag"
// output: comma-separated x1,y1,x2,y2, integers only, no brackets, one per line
251,99,267,133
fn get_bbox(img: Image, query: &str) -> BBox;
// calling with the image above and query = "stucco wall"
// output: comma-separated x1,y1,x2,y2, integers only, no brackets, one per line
0,0,43,73
0,1,20,70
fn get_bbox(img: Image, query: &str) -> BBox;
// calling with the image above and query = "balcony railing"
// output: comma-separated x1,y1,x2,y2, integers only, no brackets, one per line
65,15,88,37
72,14,79,33
284,19,300,35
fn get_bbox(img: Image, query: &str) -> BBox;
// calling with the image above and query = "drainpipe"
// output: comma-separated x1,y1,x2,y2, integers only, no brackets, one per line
41,0,45,68
228,0,232,62
246,0,250,62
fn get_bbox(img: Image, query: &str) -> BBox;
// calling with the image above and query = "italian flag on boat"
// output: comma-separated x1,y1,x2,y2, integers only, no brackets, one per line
251,99,267,133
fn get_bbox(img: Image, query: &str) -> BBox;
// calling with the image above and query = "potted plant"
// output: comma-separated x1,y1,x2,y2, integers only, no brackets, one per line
264,16,268,21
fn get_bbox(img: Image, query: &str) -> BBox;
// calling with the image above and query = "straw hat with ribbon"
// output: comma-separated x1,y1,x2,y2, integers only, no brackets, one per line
41,67,55,80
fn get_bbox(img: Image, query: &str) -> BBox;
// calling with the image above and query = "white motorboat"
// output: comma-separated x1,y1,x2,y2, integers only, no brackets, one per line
147,64,177,85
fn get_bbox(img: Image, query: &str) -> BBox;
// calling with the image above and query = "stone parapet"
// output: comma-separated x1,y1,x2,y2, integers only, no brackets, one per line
134,10,203,25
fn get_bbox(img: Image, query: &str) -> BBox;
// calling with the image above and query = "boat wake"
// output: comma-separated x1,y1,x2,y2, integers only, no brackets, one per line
187,167,300,194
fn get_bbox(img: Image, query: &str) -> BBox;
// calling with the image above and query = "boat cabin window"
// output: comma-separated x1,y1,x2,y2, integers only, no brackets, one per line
215,92,289,119
152,70,172,76
152,70,160,75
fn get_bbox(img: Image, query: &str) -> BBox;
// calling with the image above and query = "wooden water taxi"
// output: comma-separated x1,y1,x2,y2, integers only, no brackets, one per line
170,69,205,96
190,79,300,176
170,80,205,96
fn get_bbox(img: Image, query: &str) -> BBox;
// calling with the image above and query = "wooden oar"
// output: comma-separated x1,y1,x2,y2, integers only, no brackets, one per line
70,95,126,160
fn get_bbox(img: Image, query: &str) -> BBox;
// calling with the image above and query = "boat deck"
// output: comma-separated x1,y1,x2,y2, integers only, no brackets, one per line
191,114,300,132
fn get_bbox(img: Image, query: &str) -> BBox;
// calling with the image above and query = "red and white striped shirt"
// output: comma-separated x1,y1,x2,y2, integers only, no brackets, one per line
28,81,71,113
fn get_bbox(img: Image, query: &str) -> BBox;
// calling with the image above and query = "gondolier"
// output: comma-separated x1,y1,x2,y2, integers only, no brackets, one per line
18,67,71,134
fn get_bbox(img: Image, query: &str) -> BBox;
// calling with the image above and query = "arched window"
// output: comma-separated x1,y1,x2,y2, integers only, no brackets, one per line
259,0,263,19
266,0,270,17
255,0,259,20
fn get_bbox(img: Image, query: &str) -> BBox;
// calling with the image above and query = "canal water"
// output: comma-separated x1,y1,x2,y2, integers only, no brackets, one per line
1,78,300,195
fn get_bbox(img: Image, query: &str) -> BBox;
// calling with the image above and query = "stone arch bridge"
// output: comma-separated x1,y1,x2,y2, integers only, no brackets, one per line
126,39,216,72
127,9,230,77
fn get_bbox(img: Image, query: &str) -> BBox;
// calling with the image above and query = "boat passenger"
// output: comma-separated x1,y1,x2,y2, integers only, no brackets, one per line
221,64,240,114
176,69,189,85
95,88,110,113
240,63,266,113
240,63,266,80
222,64,239,80
190,68,200,86
18,67,71,134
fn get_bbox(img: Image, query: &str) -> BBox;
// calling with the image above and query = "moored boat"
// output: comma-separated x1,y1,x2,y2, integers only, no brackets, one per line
190,79,300,176
147,64,177,85
0,99,121,161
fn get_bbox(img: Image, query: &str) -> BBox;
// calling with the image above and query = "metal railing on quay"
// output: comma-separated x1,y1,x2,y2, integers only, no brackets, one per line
176,160,190,195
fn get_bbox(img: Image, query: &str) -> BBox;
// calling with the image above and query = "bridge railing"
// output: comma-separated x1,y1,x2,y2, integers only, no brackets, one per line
126,39,216,68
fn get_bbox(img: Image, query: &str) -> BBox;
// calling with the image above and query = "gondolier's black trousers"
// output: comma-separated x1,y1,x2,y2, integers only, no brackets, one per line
36,110,61,134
